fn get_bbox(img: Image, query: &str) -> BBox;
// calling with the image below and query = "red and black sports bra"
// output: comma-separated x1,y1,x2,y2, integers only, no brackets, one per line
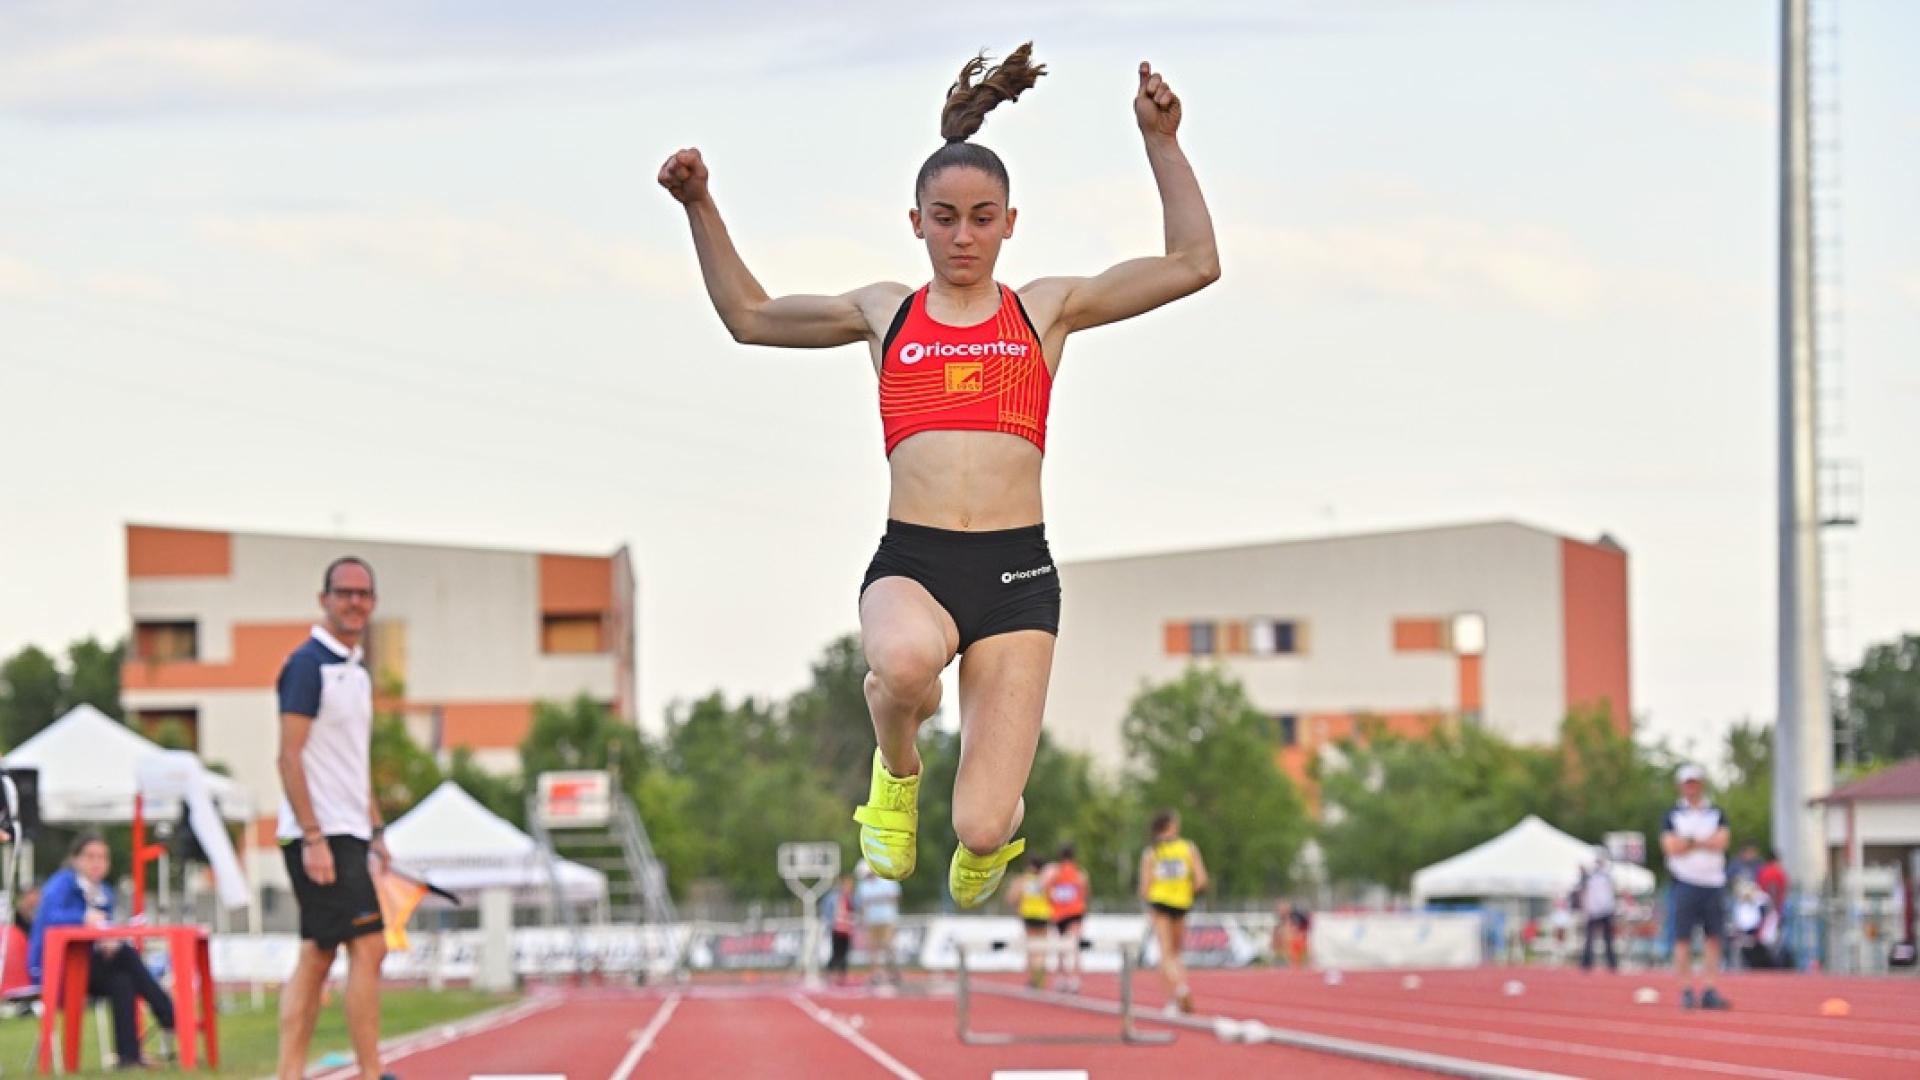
877,284,1052,456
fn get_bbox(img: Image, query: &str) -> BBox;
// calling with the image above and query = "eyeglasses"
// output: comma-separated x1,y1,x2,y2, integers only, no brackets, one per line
328,588,376,602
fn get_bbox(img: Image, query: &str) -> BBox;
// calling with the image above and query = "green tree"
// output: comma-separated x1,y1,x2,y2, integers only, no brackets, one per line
1026,740,1137,908
1,637,128,751
446,747,525,827
370,715,443,822
1316,719,1555,893
520,695,649,785
1841,634,1920,763
0,646,63,750
1549,706,1677,859
783,634,879,806
1716,720,1773,861
631,766,698,903
63,637,125,720
1122,666,1309,899
659,692,843,902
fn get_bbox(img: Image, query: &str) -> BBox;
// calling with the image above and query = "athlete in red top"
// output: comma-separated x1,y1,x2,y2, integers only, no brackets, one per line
1042,843,1090,992
660,42,1219,910
879,283,1051,455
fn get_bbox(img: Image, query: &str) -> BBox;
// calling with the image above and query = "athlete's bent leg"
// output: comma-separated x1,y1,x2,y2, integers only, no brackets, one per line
855,579,958,880
946,631,1051,907
860,577,959,775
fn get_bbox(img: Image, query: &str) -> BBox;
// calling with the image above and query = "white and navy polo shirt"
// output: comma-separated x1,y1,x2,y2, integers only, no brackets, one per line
1662,798,1729,888
275,625,374,843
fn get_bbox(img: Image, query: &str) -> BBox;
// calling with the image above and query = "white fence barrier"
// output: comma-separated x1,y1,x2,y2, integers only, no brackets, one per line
1309,911,1483,970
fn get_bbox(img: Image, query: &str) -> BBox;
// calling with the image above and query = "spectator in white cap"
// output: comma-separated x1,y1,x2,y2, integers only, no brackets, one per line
1662,763,1731,1010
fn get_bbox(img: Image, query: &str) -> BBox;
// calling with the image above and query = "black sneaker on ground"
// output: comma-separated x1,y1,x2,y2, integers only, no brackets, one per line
1679,988,1697,1010
1700,987,1730,1010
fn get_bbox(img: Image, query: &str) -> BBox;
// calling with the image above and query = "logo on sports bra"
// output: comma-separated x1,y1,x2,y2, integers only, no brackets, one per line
945,363,983,393
899,340,1032,365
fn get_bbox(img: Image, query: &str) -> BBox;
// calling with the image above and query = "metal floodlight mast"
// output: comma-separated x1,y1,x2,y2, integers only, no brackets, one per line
1774,0,1832,894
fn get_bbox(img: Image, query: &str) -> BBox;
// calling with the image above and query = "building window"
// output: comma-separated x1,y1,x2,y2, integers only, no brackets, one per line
134,621,198,663
1248,619,1305,655
136,708,199,751
1188,621,1216,656
542,614,606,655
1275,714,1299,747
1167,618,1306,657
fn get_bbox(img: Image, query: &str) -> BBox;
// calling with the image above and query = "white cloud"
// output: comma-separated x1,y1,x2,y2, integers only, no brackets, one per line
198,209,689,296
79,273,180,303
1665,58,1772,128
0,250,55,295
1245,216,1603,318
0,246,185,303
0,35,339,116
1898,273,1920,305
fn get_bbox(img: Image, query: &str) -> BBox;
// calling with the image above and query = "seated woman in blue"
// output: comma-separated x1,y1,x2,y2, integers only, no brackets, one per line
30,833,175,1069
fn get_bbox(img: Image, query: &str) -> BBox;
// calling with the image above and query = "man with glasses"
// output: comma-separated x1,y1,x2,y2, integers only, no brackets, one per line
274,556,397,1080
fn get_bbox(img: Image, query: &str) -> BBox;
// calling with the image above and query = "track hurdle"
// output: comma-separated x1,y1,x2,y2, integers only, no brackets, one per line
955,937,1173,1046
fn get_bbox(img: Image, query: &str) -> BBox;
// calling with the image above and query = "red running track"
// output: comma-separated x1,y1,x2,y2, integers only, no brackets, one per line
340,967,1920,1080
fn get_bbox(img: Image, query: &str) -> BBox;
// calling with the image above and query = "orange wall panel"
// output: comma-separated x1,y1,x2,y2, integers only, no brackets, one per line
127,525,231,579
439,701,535,751
1393,617,1446,652
1163,622,1190,655
1220,621,1248,655
122,621,311,691
540,555,612,616
1561,539,1631,732
1459,654,1484,714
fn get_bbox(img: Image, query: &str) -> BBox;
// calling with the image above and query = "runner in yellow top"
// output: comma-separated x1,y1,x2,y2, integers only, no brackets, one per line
1138,810,1209,1014
1006,856,1054,989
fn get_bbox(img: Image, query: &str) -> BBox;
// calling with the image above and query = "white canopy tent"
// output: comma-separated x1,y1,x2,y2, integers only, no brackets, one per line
4,704,252,824
1412,814,1656,905
3,704,253,911
384,781,607,905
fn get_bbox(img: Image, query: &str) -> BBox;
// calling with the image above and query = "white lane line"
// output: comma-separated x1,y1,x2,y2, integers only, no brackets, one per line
309,998,562,1080
1239,1008,1862,1080
607,994,681,1080
790,994,924,1080
1204,992,1920,1064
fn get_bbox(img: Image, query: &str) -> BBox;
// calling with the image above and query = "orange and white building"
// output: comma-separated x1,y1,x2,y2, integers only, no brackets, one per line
1047,521,1630,790
120,524,636,868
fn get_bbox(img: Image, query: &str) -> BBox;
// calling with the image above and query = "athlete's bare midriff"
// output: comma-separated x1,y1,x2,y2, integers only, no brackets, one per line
886,429,1044,531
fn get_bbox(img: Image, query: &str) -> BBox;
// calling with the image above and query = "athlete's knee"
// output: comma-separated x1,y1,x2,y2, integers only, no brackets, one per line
953,804,1019,856
864,646,942,703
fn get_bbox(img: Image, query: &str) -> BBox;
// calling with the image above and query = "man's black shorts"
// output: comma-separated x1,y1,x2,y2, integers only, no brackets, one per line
282,835,384,950
1670,880,1727,941
860,520,1061,652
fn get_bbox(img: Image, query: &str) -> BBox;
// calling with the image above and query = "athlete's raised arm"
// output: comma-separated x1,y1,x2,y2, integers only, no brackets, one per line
660,147,901,348
1025,62,1220,338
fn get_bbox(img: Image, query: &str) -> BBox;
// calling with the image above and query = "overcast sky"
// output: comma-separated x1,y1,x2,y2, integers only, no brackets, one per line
1,1,1914,762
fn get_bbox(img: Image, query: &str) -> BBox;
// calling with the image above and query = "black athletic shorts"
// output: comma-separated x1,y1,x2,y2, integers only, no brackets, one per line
1149,902,1190,922
861,520,1061,652
1053,914,1084,936
283,835,385,950
1670,881,1727,941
